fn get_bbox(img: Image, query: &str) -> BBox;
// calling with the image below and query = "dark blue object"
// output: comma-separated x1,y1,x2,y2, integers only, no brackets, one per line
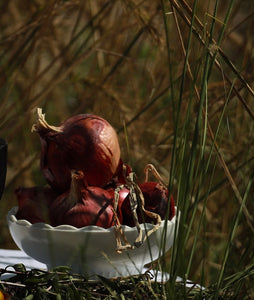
0,138,7,200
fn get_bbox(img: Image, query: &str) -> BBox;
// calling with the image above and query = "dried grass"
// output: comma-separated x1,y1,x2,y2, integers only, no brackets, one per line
0,0,254,297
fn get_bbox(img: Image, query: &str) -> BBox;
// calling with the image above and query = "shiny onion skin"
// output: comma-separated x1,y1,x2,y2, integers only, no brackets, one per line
15,186,58,224
121,182,175,226
49,171,115,228
32,108,121,193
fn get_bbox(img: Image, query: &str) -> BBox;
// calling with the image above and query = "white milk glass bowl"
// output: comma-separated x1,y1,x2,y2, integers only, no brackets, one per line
7,206,178,279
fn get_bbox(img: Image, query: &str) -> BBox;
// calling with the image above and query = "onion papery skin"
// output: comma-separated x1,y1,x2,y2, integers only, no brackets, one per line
15,186,58,224
33,111,121,193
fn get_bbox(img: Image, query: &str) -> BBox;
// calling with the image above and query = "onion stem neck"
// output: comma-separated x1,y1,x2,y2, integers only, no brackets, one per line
31,108,62,133
67,171,83,208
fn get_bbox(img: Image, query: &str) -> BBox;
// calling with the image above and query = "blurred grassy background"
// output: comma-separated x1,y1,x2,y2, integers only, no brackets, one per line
0,0,254,295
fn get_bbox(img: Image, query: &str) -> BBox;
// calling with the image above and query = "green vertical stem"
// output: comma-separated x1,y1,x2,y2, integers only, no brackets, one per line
215,170,254,297
168,0,199,289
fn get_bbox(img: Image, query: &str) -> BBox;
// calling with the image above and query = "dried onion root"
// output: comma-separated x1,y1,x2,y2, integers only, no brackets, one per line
144,164,167,187
113,167,162,253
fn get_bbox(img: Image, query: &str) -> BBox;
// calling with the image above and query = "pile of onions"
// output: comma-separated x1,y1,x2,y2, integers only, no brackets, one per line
15,108,175,237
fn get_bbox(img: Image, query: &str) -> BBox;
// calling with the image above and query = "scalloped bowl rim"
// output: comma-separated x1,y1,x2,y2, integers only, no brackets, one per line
8,206,176,232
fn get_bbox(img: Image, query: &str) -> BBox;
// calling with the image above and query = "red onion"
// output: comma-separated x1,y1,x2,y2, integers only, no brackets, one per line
15,186,58,223
32,108,121,193
121,181,175,226
49,170,115,228
139,181,175,222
